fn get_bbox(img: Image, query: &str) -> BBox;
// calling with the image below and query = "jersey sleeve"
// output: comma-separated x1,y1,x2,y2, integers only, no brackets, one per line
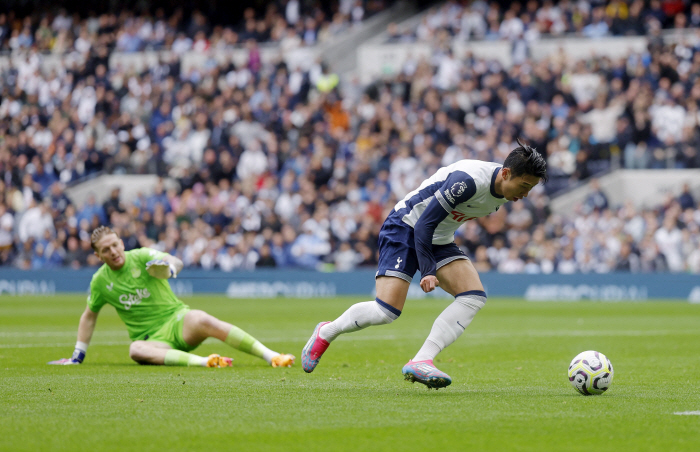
433,171,477,211
414,198,450,278
132,247,169,267
414,171,477,278
87,278,106,313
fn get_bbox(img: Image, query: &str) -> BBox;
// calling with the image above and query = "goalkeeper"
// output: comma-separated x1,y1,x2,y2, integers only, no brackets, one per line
49,226,295,368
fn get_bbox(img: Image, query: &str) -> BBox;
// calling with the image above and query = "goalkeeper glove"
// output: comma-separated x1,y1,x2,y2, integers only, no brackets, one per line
48,341,87,365
145,259,177,279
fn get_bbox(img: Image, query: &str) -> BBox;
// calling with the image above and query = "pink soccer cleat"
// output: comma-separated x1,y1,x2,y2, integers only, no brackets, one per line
301,322,331,373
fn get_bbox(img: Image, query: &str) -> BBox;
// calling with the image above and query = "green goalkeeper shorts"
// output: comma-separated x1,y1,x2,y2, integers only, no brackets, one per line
146,307,196,352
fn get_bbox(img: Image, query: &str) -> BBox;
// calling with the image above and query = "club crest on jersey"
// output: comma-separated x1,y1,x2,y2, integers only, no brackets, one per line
119,288,151,310
106,282,113,291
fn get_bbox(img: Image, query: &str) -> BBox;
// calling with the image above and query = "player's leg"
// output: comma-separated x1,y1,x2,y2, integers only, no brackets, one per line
129,340,173,365
130,340,223,367
302,218,415,373
182,310,294,367
301,277,408,373
133,313,232,368
413,258,486,361
403,257,486,388
319,276,408,342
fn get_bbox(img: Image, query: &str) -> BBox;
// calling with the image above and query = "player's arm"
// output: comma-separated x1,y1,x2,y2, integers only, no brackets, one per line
48,306,99,365
145,253,183,279
414,199,450,292
414,171,477,292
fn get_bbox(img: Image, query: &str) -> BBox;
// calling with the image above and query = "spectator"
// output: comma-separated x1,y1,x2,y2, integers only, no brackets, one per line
584,178,609,213
17,199,55,244
678,183,695,210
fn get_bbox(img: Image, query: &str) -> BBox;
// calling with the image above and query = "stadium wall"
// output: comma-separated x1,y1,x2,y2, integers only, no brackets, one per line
356,36,649,84
0,269,698,302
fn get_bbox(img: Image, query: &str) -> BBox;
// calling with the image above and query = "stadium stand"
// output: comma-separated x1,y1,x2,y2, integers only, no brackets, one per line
1,1,699,273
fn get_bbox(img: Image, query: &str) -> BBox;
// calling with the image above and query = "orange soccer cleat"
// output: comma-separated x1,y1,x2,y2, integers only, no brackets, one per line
271,354,295,368
206,354,233,368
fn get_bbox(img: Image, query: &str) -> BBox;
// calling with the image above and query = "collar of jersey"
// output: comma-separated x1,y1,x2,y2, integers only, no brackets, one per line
490,167,504,199
108,253,130,274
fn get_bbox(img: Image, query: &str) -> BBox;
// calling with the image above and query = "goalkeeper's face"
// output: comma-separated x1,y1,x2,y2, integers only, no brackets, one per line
94,233,126,270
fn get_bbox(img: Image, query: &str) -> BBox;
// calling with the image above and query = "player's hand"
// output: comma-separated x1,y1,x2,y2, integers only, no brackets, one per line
48,358,82,365
420,275,439,293
48,347,86,365
145,259,177,279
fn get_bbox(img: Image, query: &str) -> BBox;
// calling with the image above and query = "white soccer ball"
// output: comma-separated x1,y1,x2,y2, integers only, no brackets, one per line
568,350,614,396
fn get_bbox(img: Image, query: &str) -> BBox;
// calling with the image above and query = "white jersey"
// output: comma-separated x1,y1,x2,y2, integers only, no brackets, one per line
391,160,508,245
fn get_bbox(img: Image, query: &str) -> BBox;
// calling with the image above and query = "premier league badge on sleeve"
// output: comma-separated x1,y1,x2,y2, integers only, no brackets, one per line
451,182,467,198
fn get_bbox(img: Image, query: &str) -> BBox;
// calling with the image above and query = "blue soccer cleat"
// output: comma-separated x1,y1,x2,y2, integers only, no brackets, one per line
402,359,452,389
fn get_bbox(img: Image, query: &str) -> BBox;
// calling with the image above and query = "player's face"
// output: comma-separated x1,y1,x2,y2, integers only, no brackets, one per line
502,170,540,202
94,233,126,270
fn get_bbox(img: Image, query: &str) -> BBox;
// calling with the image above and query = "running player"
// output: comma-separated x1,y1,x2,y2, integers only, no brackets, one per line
49,226,295,368
301,140,547,388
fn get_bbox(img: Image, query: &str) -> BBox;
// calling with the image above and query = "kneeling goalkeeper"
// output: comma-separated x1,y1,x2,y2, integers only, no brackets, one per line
50,226,295,368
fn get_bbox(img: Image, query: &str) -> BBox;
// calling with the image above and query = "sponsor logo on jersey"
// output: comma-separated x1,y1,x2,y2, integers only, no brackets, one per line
451,182,467,198
118,288,151,310
106,282,113,291
131,268,141,278
450,210,476,223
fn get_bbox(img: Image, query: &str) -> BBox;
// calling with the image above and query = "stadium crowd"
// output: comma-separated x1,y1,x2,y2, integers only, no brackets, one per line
0,1,385,53
1,1,700,273
389,0,696,42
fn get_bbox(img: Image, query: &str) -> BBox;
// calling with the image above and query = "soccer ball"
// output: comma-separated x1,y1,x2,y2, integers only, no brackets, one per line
568,350,614,396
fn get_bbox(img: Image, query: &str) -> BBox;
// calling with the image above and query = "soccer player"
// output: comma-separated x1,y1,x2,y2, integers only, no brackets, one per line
49,226,295,368
301,140,547,388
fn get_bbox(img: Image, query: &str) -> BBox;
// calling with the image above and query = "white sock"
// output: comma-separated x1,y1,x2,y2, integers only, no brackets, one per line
319,298,401,342
413,291,487,362
261,349,278,364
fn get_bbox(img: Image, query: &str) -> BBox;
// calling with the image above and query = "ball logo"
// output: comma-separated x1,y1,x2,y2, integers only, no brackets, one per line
451,182,466,198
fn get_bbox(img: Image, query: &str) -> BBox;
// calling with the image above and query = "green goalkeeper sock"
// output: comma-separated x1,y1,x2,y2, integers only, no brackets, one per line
164,349,207,367
224,326,277,364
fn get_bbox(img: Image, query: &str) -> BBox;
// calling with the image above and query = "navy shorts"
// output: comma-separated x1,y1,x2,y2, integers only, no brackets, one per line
375,214,468,283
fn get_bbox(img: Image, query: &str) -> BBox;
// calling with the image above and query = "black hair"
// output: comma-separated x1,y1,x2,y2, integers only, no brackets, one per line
503,138,548,182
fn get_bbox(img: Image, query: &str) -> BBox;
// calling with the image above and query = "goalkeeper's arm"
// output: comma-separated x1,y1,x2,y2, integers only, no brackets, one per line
160,254,183,276
49,307,99,365
145,254,184,279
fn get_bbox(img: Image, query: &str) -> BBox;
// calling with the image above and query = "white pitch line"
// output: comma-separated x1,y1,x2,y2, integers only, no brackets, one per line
0,331,127,338
0,341,131,349
673,411,700,415
1,329,698,349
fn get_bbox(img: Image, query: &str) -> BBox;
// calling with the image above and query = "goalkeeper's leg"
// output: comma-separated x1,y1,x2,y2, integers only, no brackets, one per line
182,310,294,367
129,341,231,367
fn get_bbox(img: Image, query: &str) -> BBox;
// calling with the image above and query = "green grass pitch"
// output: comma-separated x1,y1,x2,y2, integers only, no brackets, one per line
1,295,699,452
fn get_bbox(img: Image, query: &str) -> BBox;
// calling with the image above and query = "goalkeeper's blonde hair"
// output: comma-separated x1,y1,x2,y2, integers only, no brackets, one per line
90,226,119,251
